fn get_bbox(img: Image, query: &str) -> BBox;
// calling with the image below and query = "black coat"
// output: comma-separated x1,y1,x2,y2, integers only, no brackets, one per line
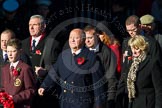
22,36,46,69
41,47,107,108
22,36,61,108
116,56,162,108
96,42,118,101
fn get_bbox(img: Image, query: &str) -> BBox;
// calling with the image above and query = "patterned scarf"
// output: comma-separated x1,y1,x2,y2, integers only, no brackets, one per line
127,52,146,102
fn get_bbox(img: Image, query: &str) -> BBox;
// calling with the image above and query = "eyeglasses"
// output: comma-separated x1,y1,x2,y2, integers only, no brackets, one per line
127,27,137,32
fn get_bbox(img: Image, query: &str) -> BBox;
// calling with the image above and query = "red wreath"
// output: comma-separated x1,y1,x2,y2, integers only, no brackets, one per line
0,92,14,108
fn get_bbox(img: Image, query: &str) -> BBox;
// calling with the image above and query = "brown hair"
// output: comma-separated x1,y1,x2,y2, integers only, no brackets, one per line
98,31,120,46
125,15,141,27
7,38,22,50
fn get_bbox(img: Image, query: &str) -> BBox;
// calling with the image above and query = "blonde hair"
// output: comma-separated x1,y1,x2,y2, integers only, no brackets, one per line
128,35,148,52
7,38,22,50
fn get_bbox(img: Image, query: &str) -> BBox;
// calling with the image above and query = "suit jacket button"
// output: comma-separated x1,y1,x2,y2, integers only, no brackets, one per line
64,81,67,84
64,90,67,93
71,81,74,84
71,90,73,93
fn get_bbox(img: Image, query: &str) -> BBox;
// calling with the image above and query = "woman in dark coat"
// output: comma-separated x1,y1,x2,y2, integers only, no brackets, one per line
116,35,162,108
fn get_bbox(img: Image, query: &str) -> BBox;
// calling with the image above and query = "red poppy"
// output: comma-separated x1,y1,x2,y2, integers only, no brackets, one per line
77,57,85,65
0,92,14,108
35,50,41,55
128,56,132,60
13,68,21,77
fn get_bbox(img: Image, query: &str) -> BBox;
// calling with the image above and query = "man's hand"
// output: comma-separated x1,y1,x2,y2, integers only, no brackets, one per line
35,66,46,76
38,88,45,96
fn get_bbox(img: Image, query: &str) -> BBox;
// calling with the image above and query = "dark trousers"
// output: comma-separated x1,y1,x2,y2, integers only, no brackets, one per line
31,92,59,108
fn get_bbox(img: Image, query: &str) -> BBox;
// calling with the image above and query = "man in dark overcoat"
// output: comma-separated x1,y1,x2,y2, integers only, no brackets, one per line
84,25,118,108
22,14,61,108
38,28,107,108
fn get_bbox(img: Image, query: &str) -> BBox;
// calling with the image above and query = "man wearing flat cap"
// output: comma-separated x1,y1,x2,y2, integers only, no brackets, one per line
140,14,155,36
140,14,162,51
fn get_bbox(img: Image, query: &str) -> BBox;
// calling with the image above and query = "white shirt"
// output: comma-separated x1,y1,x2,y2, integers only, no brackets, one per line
10,61,19,69
31,35,42,47
71,49,82,56
89,44,99,52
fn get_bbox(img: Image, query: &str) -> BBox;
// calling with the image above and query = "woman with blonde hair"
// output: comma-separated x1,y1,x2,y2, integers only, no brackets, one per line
116,35,162,108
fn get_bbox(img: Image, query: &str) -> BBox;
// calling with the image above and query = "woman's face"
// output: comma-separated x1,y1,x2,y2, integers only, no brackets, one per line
98,34,104,42
131,46,142,57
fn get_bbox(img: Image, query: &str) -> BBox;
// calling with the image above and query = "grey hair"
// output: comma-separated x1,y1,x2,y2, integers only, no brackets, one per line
30,15,45,25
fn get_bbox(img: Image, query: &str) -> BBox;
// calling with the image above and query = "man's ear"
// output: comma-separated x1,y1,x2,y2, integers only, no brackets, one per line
138,24,143,28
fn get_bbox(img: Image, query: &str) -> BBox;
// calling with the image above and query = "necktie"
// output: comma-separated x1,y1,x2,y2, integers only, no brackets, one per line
72,53,76,56
10,66,14,77
10,66,14,71
4,53,8,62
32,39,36,52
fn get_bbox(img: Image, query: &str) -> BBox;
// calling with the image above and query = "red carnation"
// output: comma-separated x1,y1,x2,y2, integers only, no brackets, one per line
77,57,85,65
13,69,18,76
12,68,21,77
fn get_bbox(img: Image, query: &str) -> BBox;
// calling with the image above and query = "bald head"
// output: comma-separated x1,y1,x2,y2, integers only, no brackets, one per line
69,28,85,52
1,29,15,51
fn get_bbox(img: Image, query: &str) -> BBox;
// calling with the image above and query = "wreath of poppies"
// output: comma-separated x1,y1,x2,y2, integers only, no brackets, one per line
0,92,14,108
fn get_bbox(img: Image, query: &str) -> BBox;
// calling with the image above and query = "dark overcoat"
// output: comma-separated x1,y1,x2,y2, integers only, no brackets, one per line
22,35,46,69
22,35,61,108
96,42,118,101
41,47,107,108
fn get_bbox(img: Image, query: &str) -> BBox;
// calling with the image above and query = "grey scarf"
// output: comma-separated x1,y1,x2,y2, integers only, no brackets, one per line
127,52,146,102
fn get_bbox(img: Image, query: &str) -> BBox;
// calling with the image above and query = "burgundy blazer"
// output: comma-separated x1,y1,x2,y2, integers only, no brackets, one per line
0,60,36,108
